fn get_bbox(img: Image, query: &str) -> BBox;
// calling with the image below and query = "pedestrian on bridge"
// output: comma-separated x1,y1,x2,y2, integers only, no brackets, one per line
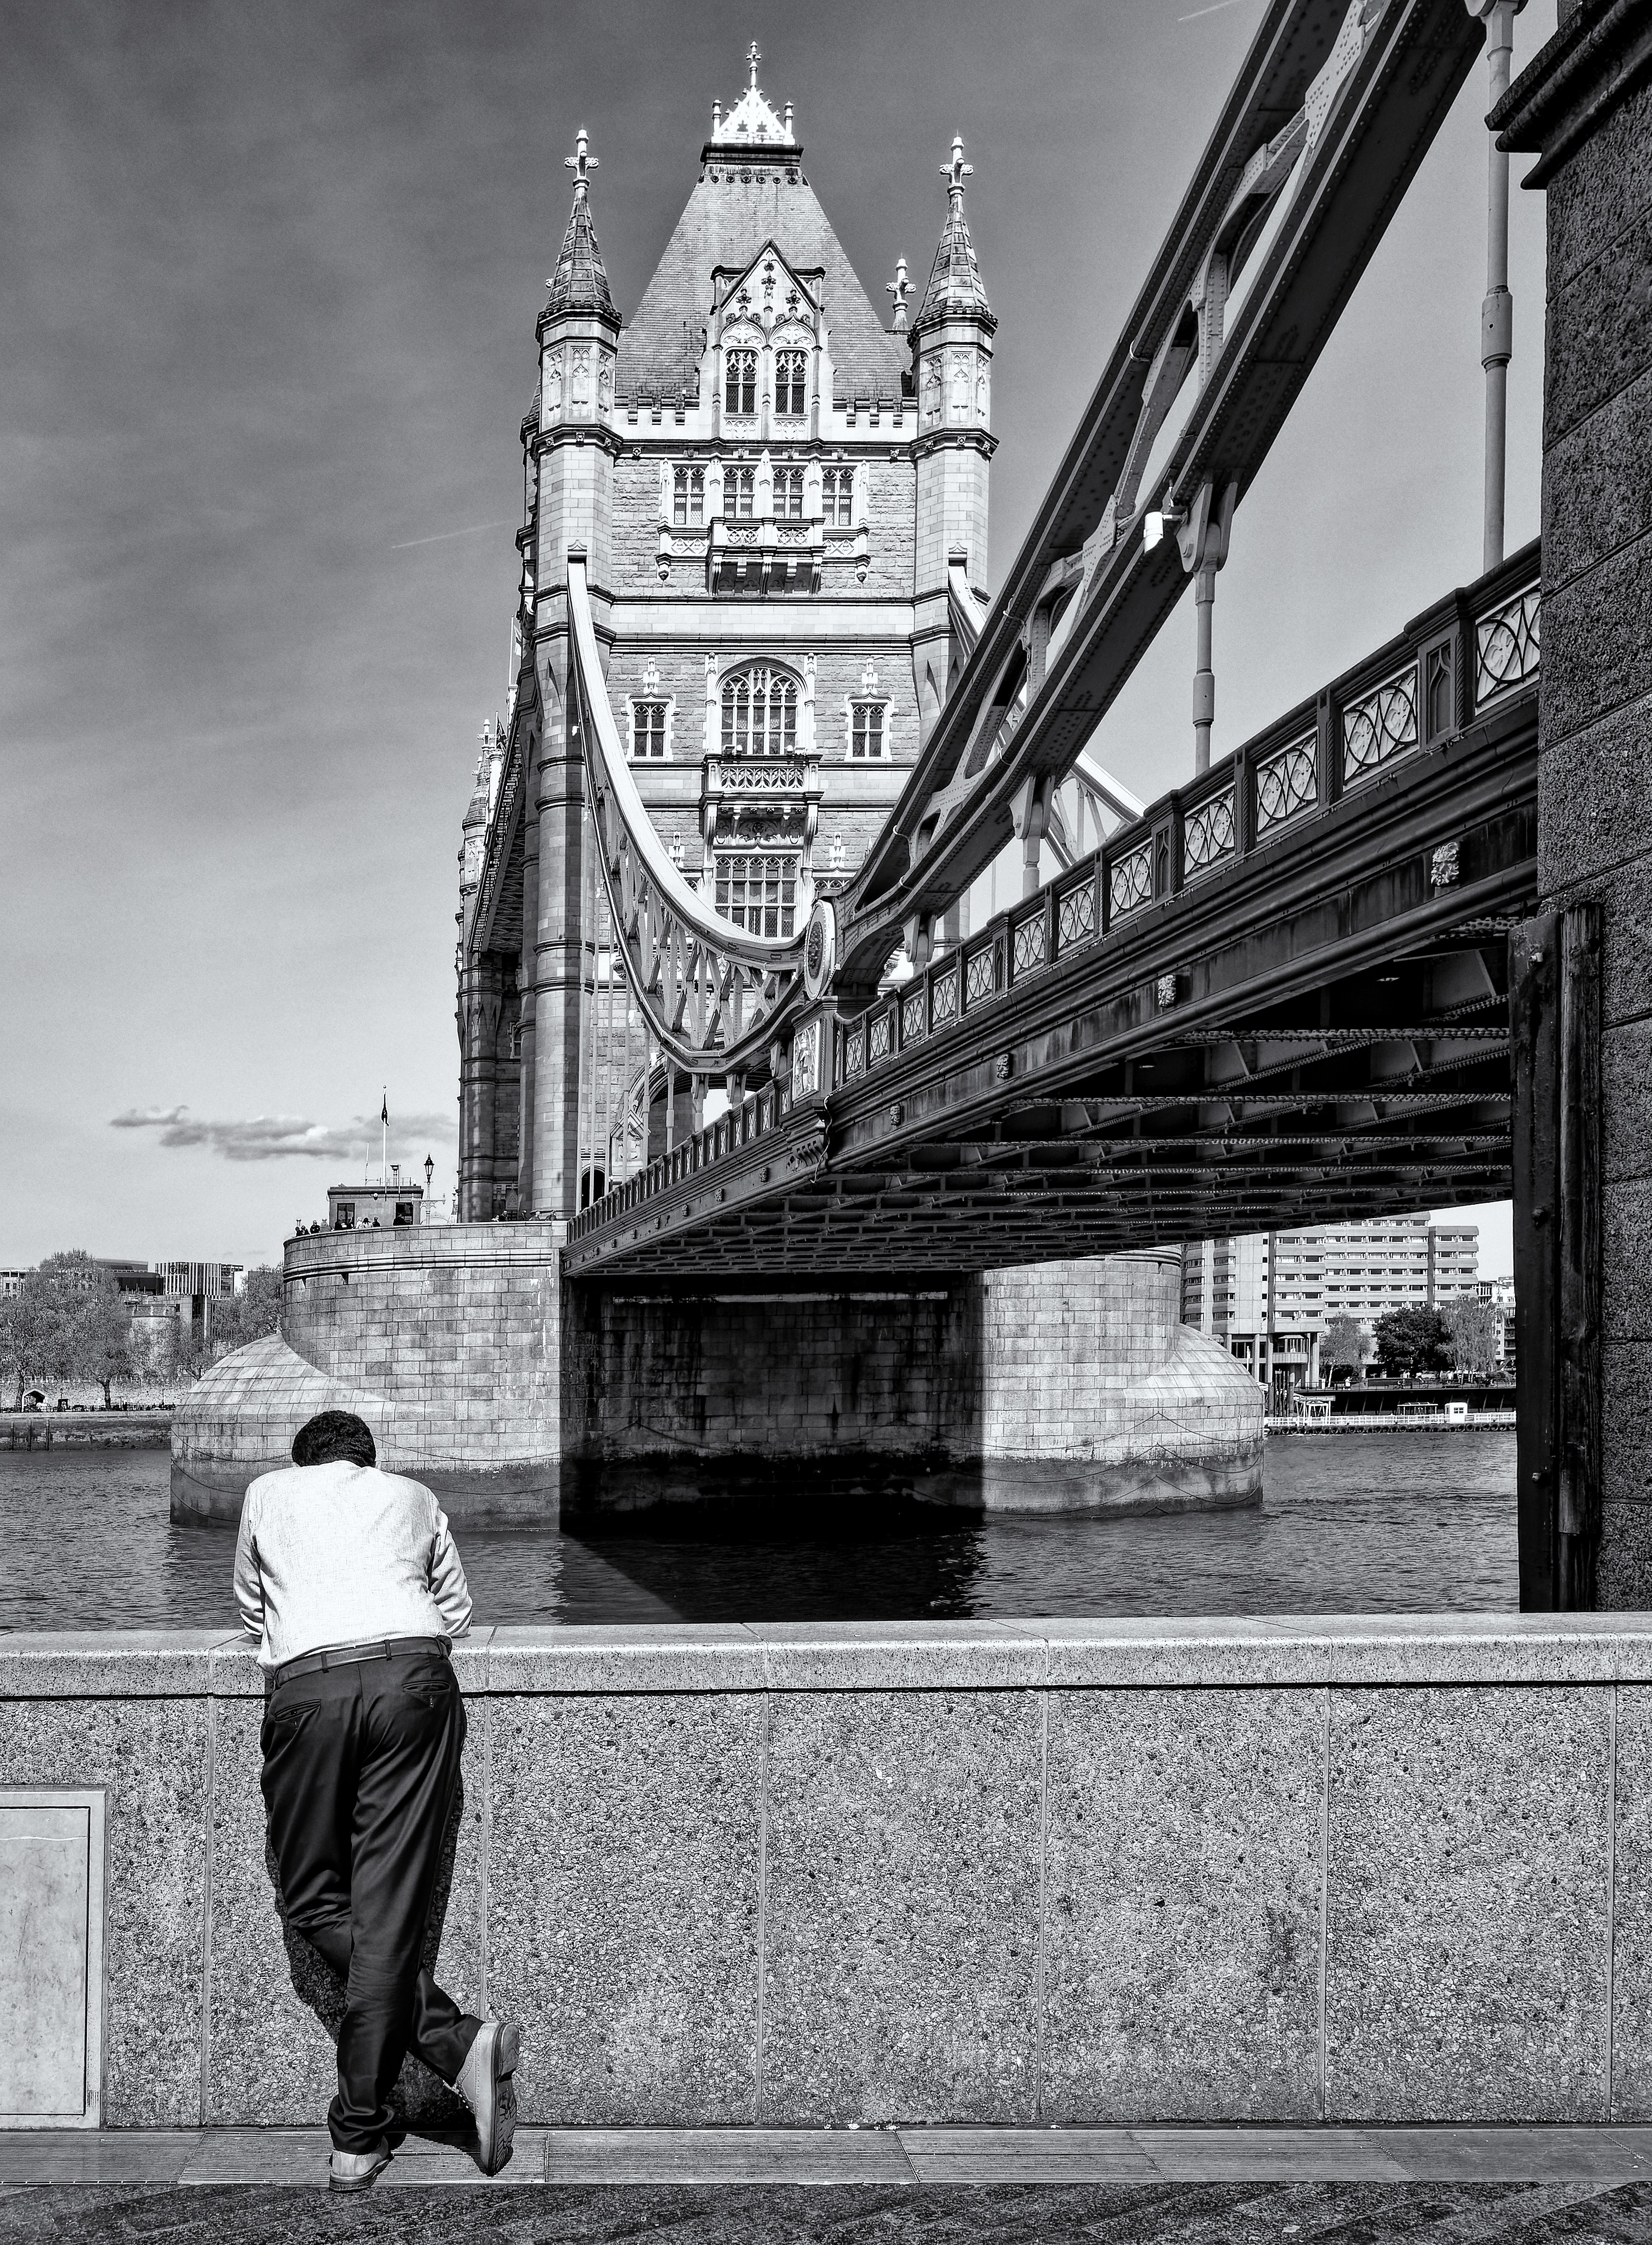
233,1408,518,2188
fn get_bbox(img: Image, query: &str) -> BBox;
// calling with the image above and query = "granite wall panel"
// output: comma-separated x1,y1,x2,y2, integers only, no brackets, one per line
0,1698,210,2128
1611,1683,1652,2116
1324,1686,1611,2122
1042,1687,1323,2123
761,1689,1041,2125
485,1691,763,2125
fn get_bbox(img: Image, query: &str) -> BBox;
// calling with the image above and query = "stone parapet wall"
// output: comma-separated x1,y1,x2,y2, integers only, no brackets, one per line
4,1616,1651,2130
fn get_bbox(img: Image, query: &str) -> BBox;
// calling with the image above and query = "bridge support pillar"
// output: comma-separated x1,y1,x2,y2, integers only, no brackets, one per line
1498,1,1652,1604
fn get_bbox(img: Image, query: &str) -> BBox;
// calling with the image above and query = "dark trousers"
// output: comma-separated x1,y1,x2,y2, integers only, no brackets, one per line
259,1642,476,2151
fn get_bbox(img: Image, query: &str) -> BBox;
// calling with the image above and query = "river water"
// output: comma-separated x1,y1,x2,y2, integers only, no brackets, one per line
0,1430,1516,1631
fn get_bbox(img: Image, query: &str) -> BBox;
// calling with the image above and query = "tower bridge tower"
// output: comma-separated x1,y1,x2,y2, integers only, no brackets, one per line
458,57,995,1221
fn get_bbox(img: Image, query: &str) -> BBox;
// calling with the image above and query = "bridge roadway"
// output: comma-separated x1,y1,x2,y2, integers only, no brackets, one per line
566,545,1539,1278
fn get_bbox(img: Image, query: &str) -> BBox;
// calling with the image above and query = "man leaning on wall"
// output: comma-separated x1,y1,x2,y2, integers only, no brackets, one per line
233,1408,519,2188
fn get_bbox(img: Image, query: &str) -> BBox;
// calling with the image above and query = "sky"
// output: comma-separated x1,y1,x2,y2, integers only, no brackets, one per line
1,0,1549,1275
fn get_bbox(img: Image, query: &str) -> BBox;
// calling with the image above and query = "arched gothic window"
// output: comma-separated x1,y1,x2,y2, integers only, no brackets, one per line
720,664,799,757
775,350,808,416
724,349,757,416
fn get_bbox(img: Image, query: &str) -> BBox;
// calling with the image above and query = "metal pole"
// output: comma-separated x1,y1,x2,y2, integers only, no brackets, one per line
1192,566,1216,775
1474,0,1516,572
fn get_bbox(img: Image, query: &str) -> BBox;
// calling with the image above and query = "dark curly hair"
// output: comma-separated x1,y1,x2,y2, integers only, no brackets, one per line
291,1410,376,1469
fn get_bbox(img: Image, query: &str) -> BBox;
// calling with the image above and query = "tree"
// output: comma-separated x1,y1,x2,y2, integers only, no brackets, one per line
1442,1293,1503,1377
210,1267,283,1356
28,1252,135,1406
0,1288,58,1409
72,1285,135,1407
168,1314,217,1389
1372,1305,1453,1379
1321,1314,1368,1375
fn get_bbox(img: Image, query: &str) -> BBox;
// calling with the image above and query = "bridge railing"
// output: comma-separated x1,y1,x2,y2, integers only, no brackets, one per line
837,541,1539,1092
566,544,1538,1248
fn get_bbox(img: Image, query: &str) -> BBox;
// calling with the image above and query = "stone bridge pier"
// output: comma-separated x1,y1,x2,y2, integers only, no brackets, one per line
173,1230,1262,1529
1497,0,1652,1609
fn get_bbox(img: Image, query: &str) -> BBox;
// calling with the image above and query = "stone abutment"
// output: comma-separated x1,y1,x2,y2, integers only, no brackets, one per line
170,1229,1261,1527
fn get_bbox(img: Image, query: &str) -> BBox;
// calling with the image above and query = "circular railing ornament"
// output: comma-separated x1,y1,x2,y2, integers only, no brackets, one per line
803,896,836,1001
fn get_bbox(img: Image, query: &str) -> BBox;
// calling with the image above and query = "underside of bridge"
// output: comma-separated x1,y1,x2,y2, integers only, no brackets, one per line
566,647,1538,1281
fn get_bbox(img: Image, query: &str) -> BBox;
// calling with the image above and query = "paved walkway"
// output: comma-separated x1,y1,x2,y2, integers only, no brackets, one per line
6,2124,1652,2189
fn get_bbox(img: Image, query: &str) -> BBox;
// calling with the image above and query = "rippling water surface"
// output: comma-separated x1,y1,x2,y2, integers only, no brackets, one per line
0,1429,1516,1631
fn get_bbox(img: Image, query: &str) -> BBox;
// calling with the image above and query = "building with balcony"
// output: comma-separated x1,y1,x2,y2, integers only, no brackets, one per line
1184,1215,1484,1398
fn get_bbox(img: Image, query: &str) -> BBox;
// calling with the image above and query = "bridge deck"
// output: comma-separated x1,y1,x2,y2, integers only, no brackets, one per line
567,551,1539,1280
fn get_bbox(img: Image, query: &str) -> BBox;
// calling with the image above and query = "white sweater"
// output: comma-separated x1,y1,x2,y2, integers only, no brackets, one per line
233,1460,472,1670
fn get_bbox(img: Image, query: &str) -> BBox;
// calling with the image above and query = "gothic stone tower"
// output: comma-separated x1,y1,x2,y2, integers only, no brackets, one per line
458,54,993,1220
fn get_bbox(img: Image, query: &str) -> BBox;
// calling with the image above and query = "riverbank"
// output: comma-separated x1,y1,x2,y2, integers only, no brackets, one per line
1268,1411,1517,1431
0,1410,173,1449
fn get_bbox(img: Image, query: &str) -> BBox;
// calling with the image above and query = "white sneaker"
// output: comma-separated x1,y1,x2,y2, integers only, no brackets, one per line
329,2144,391,2192
455,2018,520,2175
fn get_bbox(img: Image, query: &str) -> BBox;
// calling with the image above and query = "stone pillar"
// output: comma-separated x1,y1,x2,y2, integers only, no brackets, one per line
516,821,539,1213
530,636,587,1221
1496,0,1652,1601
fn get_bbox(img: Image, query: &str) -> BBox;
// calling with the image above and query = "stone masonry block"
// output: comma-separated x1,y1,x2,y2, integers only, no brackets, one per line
1538,697,1652,895
1540,531,1652,749
1544,213,1652,448
1042,1688,1322,2122
761,1689,1041,2124
1546,74,1652,288
1324,1687,1610,2122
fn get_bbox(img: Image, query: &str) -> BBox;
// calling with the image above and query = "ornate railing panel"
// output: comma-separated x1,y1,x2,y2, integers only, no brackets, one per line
1254,733,1318,835
1012,912,1047,976
1341,662,1418,784
966,945,997,1007
567,556,805,1073
1183,789,1237,877
1057,877,1098,951
1109,841,1155,919
1475,584,1540,705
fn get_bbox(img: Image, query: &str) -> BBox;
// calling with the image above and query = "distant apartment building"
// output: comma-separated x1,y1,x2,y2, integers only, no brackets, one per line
1183,1215,1483,1401
0,1269,27,1300
1474,1273,1517,1372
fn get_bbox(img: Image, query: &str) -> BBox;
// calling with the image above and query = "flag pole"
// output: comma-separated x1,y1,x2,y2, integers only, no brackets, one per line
381,1090,388,1190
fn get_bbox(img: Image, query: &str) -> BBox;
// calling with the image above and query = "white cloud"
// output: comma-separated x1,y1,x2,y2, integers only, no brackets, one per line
111,1107,452,1165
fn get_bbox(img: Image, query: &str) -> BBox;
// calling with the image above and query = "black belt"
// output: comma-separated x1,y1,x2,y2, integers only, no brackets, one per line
271,1635,448,1687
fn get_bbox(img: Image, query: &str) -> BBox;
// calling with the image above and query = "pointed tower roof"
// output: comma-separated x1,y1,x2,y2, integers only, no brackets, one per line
615,53,906,403
545,128,617,322
914,137,994,333
711,42,795,148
